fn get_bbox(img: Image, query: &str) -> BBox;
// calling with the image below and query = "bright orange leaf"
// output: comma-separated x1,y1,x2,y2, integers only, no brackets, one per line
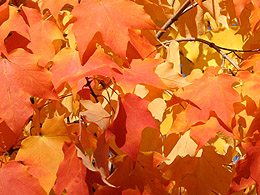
112,58,166,93
175,66,240,127
22,6,64,66
51,47,117,92
0,4,29,56
71,0,157,60
0,161,46,195
0,49,57,136
190,117,234,152
238,70,260,106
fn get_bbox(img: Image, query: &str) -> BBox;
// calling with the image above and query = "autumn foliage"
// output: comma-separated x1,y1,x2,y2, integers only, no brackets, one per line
1,0,260,194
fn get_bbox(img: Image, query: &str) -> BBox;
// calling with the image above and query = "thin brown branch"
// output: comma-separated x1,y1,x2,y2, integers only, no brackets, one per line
156,0,191,39
156,0,203,39
217,46,260,53
84,77,99,103
180,2,199,16
158,38,242,69
171,0,175,7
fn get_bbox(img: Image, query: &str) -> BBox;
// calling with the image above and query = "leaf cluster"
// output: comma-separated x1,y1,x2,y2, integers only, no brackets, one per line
1,0,260,194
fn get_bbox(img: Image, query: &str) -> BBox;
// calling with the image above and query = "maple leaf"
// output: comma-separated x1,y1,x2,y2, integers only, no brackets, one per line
112,58,166,93
128,29,157,60
76,141,116,188
22,7,64,66
0,161,46,195
164,146,233,194
107,93,157,161
93,134,110,177
51,47,117,92
155,62,189,89
165,131,197,165
71,0,157,60
15,115,71,193
0,4,29,56
148,98,167,122
190,117,234,152
175,66,240,127
54,142,89,195
238,70,260,107
0,49,58,136
228,132,260,194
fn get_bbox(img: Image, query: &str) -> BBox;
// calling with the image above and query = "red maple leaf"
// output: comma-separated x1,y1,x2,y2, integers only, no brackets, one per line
107,93,157,161
54,142,89,195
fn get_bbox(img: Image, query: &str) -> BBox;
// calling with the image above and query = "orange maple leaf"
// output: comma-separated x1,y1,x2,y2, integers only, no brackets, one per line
112,58,166,93
0,161,46,195
71,0,157,60
175,66,240,127
0,3,29,56
22,7,64,67
0,49,58,136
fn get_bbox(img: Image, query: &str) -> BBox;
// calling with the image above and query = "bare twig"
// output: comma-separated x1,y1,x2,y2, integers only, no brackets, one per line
171,0,175,7
218,49,240,69
156,0,203,39
180,2,199,16
216,46,260,53
158,38,245,69
84,77,99,103
156,0,191,39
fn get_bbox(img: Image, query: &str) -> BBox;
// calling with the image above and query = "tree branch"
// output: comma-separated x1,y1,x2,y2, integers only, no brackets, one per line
156,0,191,39
158,38,244,69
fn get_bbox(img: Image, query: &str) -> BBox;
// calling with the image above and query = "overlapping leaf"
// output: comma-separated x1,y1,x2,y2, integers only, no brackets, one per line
228,132,260,194
175,66,240,127
0,49,57,136
164,146,233,195
71,0,157,60
15,115,70,193
107,93,157,161
54,142,89,195
0,161,46,195
22,7,64,66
